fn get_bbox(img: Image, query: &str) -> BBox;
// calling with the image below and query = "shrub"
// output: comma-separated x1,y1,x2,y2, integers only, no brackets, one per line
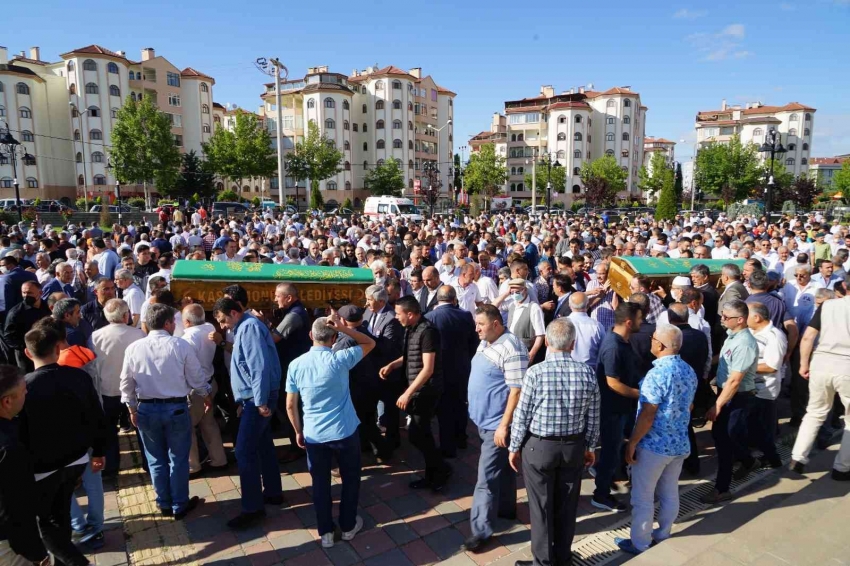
127,197,146,209
217,189,239,202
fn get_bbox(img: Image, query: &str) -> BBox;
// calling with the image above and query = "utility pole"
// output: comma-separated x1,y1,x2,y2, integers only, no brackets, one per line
256,57,288,208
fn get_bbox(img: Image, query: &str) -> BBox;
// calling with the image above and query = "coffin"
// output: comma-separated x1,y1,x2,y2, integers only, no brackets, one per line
169,260,373,310
607,257,746,300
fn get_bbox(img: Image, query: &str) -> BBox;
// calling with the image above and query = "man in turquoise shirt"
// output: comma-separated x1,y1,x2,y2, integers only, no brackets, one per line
286,312,375,550
703,299,759,504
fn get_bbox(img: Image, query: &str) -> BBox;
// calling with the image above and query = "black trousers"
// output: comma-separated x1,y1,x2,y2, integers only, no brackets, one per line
789,344,809,421
407,390,449,482
102,395,123,475
35,463,88,566
437,383,468,457
379,378,406,448
523,435,584,566
352,384,388,457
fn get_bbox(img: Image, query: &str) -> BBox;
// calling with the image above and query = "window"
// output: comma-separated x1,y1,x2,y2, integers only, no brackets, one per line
556,150,565,158
86,105,103,118
363,161,369,170
77,175,84,186
352,123,358,132
376,100,385,110
307,99,315,108
393,100,401,110
26,177,38,188
409,102,413,111
327,181,337,190
510,166,516,175
624,99,631,107
753,128,763,136
343,161,351,171
802,143,809,151
344,140,350,150
801,158,808,165
0,178,11,188
362,123,367,132
76,152,82,163
574,132,582,141
511,134,517,142
67,61,74,72
15,83,31,97
375,81,384,90
510,183,516,192
606,117,615,125
517,183,524,191
804,128,810,136
788,143,796,151
21,130,34,142
789,113,798,121
606,132,615,141
0,106,4,118
377,140,385,149
201,83,209,93
91,151,104,163
325,139,336,149
622,133,630,141
393,120,402,129
786,157,795,165
363,142,368,151
128,71,135,80
166,72,181,87
168,94,180,106
574,150,582,158
83,59,97,71
558,116,566,124
376,119,385,129
606,99,616,107
107,62,119,74
623,115,630,124
130,92,137,102
108,85,120,97
789,128,797,136
606,149,614,156
557,133,566,141
575,115,583,124
393,139,402,148
202,104,209,114
339,100,348,111
90,129,102,140
173,134,183,146
203,124,211,133
325,118,335,129
409,121,413,131
361,86,367,94
392,80,402,90
19,107,32,119
93,174,106,185
345,181,352,190
74,130,81,141
805,113,812,121
324,97,335,108
572,184,581,193
343,120,349,130
362,104,367,113
111,108,119,118
377,159,384,167
85,83,99,94
409,160,414,169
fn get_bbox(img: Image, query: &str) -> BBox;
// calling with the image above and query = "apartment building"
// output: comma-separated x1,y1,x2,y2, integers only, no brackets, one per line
643,137,676,170
695,100,816,178
0,44,215,202
808,156,848,189
259,64,455,208
470,84,647,204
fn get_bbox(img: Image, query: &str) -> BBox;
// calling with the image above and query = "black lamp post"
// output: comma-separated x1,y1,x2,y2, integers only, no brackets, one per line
422,162,441,217
538,152,562,212
758,128,787,220
0,123,35,222
104,158,122,226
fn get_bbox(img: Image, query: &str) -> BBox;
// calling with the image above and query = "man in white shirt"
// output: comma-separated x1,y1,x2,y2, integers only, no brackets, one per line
452,263,483,314
215,240,247,262
91,299,146,477
754,240,778,267
783,265,820,331
114,269,144,326
181,304,227,475
497,278,545,364
711,236,732,260
566,292,605,369
473,263,499,305
190,209,202,226
120,303,210,519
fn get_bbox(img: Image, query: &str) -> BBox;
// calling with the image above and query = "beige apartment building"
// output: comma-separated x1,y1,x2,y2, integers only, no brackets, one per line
0,43,215,203
808,156,848,189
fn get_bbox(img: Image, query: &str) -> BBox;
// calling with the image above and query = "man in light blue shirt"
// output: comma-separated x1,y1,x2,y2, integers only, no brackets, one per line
286,313,375,549
566,292,605,369
92,239,119,281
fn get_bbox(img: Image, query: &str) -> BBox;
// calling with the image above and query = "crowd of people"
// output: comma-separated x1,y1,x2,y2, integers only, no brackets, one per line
0,205,848,566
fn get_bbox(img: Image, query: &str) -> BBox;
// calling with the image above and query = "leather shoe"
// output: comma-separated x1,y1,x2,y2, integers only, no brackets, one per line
462,535,487,552
264,494,284,505
174,496,201,520
514,561,533,566
227,510,266,530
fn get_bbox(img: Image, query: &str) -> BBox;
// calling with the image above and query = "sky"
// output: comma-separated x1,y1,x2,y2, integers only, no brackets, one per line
5,0,850,162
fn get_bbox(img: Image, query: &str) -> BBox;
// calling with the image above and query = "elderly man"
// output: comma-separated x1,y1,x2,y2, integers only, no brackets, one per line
181,304,227,475
40,262,75,301
286,314,375,548
213,297,282,529
461,304,527,553
690,264,720,327
783,264,820,427
82,278,117,332
494,278,545,365
586,261,619,331
616,324,697,555
34,253,52,285
92,299,145,477
114,268,144,326
420,266,442,313
702,300,759,504
566,291,606,370
452,262,483,314
121,304,210,519
508,318,599,566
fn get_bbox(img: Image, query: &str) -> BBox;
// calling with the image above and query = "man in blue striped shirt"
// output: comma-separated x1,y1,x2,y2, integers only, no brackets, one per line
508,318,600,566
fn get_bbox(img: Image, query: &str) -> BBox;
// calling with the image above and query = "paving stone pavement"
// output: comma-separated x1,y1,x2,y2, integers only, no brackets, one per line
80,422,677,566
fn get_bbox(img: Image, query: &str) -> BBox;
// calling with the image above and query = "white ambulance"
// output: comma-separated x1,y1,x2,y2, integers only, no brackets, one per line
363,196,424,222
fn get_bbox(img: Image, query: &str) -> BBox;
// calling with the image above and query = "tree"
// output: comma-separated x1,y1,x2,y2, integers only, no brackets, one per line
172,150,215,201
284,121,343,210
637,152,669,200
464,144,507,209
217,189,239,202
202,111,276,196
110,94,182,207
655,164,678,220
694,135,761,205
579,156,628,208
788,175,820,209
831,159,850,196
674,162,684,201
364,157,405,196
524,163,566,200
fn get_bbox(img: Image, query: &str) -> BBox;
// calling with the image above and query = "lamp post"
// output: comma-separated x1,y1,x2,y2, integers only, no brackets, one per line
104,158,122,227
422,162,441,218
0,123,35,222
538,151,562,213
758,128,787,220
70,102,93,212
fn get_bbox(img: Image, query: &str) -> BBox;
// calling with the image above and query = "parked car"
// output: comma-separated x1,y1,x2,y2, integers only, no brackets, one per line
524,205,549,216
89,205,133,213
212,201,252,215
326,207,354,216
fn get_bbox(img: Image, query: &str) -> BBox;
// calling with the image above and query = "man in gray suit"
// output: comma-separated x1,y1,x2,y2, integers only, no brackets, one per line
365,285,405,451
715,263,749,356
420,267,442,314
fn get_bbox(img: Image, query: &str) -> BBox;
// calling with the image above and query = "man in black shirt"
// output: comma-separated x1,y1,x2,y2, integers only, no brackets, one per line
133,245,159,291
380,296,452,490
626,293,656,377
593,302,642,512
3,280,50,374
0,365,50,565
81,278,117,332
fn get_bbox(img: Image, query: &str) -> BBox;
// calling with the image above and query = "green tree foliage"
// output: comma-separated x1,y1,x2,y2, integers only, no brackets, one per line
217,189,239,202
654,164,678,220
364,157,405,196
284,121,343,210
637,152,669,200
674,162,683,200
110,94,181,198
694,135,762,205
579,156,628,208
831,159,850,196
342,197,353,210
464,144,507,207
127,197,146,209
524,163,566,199
202,111,277,187
172,150,215,200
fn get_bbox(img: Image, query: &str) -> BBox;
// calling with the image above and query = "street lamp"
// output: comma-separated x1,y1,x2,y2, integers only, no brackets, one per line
422,162,441,218
0,123,36,222
538,152,562,212
758,128,787,220
70,102,95,212
104,158,122,226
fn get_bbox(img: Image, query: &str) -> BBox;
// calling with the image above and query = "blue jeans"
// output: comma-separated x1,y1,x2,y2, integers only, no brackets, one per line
712,392,755,493
305,430,361,536
470,428,516,539
236,394,282,513
137,401,192,514
70,459,104,534
594,412,629,499
629,447,686,551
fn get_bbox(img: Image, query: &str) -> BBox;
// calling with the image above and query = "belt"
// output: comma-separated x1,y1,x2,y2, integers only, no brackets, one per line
529,432,583,442
138,397,188,404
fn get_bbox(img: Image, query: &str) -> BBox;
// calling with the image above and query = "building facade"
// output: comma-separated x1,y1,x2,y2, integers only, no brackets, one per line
808,156,848,189
695,100,816,178
643,137,676,170
259,65,455,209
470,84,647,205
0,44,215,203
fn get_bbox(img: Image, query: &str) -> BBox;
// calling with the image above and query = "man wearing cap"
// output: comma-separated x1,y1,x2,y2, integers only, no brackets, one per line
494,278,545,365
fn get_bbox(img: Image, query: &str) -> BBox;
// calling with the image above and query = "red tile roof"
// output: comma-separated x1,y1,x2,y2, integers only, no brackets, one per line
505,105,544,114
435,84,456,96
546,101,591,111
808,157,848,166
349,65,417,82
644,137,675,145
181,67,214,80
698,102,816,120
9,56,48,66
60,44,129,61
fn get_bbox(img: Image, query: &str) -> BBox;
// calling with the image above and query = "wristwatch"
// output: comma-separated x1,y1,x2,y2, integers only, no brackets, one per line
218,340,227,348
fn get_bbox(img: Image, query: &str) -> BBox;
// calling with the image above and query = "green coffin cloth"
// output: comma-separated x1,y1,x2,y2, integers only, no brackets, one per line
614,257,746,275
171,260,374,283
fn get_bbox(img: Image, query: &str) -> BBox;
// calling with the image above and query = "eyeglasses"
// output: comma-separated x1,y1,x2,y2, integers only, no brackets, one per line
650,335,670,349
720,313,743,321
795,273,808,278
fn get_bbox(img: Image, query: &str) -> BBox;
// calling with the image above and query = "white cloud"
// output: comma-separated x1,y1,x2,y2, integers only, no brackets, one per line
674,8,708,19
686,23,752,61
810,114,850,157
721,24,746,39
